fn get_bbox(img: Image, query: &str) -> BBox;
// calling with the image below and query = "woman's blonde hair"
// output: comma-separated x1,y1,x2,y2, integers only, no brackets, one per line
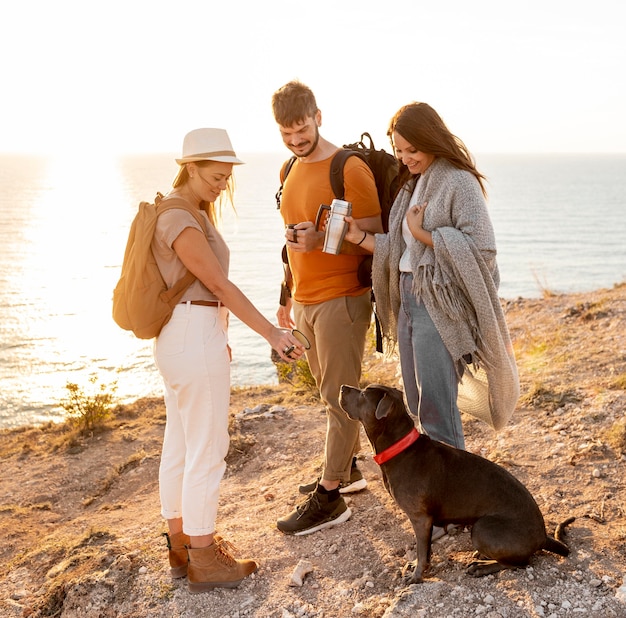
172,162,237,227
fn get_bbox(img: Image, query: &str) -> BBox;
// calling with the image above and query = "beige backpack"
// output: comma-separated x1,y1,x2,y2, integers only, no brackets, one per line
112,193,207,339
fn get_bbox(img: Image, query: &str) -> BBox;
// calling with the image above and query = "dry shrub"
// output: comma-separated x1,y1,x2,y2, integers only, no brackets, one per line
520,382,581,411
60,375,118,433
604,418,626,456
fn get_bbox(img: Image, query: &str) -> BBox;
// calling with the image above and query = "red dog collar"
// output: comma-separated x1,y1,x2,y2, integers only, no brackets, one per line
373,427,420,465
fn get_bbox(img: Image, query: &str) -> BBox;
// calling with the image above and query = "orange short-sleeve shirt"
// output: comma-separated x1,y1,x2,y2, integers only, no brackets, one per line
279,154,381,304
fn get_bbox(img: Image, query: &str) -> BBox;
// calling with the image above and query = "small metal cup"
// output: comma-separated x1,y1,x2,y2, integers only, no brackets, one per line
286,224,298,242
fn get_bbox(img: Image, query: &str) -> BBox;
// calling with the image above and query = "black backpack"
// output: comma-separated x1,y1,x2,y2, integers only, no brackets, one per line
275,132,400,352
275,132,399,234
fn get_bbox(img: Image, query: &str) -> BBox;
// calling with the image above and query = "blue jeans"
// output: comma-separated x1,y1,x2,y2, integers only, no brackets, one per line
398,272,465,449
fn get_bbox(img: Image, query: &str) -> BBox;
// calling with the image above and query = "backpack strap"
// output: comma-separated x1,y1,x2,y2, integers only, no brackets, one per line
276,151,361,206
153,193,211,293
283,156,297,181
275,156,297,209
154,193,209,236
329,150,365,200
329,147,385,352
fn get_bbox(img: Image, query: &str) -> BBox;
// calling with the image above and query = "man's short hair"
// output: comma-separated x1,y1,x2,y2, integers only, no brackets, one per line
272,80,319,127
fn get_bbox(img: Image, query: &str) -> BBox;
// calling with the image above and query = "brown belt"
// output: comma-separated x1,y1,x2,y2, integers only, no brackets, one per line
182,300,220,307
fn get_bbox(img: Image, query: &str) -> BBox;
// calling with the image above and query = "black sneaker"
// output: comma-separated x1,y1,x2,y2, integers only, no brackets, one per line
277,490,352,536
339,464,367,494
298,458,367,495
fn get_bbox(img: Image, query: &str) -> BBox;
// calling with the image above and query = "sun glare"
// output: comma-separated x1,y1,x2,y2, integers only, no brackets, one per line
12,152,162,407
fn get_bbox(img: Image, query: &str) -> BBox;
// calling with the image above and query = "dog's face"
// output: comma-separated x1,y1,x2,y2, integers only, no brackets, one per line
340,384,410,444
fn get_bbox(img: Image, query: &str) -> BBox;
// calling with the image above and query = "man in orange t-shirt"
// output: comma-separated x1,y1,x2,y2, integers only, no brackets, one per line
272,81,382,536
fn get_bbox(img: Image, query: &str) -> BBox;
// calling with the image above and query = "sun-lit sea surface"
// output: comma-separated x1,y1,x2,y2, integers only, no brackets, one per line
0,152,624,428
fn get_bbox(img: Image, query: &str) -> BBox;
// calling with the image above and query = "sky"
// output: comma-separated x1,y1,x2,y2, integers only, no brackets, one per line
2,0,625,157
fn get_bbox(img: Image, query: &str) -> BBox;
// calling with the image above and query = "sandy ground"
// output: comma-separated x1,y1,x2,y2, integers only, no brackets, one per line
1,283,625,617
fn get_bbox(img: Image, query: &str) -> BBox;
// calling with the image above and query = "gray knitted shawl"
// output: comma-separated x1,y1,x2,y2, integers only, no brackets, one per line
373,158,519,430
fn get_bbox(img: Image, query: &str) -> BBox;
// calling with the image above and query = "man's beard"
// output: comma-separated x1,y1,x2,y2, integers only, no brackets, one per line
291,126,320,158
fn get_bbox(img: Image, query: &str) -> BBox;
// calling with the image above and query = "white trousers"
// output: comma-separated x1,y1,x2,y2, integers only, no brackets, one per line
154,302,230,536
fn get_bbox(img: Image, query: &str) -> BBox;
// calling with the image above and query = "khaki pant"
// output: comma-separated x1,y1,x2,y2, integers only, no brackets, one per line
293,291,372,482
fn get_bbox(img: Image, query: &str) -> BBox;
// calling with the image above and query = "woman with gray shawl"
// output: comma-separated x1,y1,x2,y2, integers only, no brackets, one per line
344,102,519,451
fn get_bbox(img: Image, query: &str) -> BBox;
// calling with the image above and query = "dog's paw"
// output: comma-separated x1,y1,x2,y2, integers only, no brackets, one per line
466,559,504,577
401,559,426,584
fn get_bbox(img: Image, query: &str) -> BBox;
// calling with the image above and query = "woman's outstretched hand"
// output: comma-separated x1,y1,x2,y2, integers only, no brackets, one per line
270,327,306,362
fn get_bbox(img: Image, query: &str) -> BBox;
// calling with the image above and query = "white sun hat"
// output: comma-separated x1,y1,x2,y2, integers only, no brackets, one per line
175,128,244,165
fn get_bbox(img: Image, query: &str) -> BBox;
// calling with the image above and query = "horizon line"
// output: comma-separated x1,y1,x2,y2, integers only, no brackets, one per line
1,150,626,158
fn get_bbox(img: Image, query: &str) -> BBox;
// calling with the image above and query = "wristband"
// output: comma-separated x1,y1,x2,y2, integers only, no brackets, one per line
357,231,367,246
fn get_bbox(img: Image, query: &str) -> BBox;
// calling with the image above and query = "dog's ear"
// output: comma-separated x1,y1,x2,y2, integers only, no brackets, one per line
375,392,395,420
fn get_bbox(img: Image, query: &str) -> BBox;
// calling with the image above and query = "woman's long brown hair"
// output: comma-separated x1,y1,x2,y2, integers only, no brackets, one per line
388,102,487,197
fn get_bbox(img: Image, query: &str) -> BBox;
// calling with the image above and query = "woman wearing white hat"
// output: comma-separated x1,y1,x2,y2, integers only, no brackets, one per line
154,128,305,592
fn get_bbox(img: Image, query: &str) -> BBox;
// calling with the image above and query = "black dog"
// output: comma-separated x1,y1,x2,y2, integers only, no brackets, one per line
339,384,574,583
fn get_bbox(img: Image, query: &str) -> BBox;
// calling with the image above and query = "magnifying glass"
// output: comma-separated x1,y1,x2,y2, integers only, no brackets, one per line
283,328,311,357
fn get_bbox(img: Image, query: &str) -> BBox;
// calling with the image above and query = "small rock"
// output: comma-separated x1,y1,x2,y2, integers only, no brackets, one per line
289,559,313,587
10,590,28,600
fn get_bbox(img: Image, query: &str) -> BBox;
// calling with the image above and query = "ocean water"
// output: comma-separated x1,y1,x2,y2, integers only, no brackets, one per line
0,152,624,428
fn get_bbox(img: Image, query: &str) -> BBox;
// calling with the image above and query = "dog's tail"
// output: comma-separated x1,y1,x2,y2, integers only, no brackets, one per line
544,516,575,556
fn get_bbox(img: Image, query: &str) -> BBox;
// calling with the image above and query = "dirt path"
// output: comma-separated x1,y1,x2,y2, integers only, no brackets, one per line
1,284,625,617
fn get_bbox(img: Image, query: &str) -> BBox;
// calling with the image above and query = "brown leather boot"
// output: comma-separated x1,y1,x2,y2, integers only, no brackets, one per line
187,538,258,593
163,531,190,578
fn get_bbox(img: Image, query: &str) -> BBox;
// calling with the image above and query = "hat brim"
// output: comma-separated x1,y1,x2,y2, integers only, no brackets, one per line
175,155,245,165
